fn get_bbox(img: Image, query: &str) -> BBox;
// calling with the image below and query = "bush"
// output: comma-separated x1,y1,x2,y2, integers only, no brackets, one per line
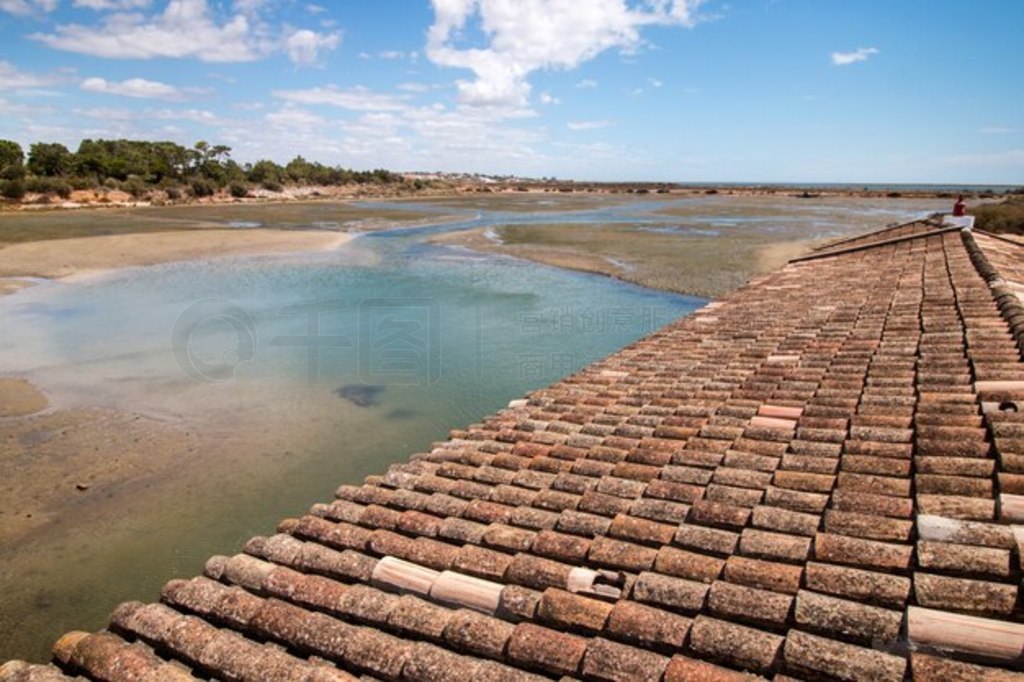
26,177,73,199
123,176,149,198
970,198,1024,234
0,163,26,181
164,186,182,200
190,178,216,197
229,182,249,198
261,180,283,192
1,179,26,200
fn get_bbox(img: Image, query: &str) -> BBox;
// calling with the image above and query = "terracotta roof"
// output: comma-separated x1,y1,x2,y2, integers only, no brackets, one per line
5,221,1024,681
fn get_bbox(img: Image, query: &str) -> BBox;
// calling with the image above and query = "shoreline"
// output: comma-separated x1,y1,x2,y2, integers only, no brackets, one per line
0,180,1002,218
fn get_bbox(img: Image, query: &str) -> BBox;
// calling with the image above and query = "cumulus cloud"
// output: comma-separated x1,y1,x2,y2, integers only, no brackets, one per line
831,47,879,66
81,76,188,100
265,106,326,128
73,0,152,9
285,28,340,65
539,91,559,105
32,0,339,65
0,0,57,16
576,78,598,89
0,60,67,89
568,119,611,130
151,107,218,122
426,0,702,107
274,85,409,111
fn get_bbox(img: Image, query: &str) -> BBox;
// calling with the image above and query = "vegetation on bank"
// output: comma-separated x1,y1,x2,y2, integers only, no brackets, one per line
970,196,1024,234
0,138,423,205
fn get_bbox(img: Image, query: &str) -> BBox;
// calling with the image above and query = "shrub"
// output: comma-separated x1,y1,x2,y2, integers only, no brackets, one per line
123,176,149,198
190,178,216,197
970,198,1024,234
261,180,283,192
1,179,26,200
229,182,249,198
25,177,73,198
164,186,182,200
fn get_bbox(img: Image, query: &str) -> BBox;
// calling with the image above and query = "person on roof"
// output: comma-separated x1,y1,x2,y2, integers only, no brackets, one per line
953,194,966,217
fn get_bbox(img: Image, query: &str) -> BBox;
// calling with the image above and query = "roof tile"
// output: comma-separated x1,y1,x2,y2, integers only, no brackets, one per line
783,629,905,682
688,615,783,673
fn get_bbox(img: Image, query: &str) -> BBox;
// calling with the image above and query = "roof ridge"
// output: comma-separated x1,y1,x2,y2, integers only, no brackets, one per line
961,229,1024,361
789,224,961,263
810,216,943,252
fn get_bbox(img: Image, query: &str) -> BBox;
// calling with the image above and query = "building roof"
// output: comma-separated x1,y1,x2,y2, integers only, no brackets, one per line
5,222,1024,681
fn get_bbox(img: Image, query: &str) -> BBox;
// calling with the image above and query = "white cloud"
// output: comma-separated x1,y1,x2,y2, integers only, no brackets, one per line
397,82,430,93
647,77,662,88
285,28,340,65
265,106,326,128
426,0,702,106
151,107,218,122
0,61,67,90
0,0,57,16
33,0,338,65
378,50,406,60
73,0,152,9
576,78,598,89
74,105,136,120
274,85,409,111
81,76,187,100
831,47,879,66
568,119,611,130
539,91,560,105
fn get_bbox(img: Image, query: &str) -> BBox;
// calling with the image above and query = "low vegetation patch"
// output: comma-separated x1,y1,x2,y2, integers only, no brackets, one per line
971,197,1024,234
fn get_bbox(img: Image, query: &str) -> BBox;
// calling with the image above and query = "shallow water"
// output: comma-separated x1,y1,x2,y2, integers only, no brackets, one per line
0,200,699,663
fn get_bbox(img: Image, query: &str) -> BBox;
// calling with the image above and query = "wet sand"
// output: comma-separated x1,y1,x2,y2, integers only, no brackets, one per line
430,225,820,299
0,229,352,285
0,379,49,417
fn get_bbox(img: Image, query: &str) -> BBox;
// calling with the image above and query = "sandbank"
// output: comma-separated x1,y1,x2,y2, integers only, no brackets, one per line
0,228,351,286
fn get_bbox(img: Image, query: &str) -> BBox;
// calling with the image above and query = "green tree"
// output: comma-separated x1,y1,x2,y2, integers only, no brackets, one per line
247,159,285,186
74,139,112,182
0,140,25,180
285,155,314,184
27,142,72,177
0,139,24,169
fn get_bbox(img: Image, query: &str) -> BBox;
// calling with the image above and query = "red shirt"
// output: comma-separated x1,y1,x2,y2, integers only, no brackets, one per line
953,199,966,217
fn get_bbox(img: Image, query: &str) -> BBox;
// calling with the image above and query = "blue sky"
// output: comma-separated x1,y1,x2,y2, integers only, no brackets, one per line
1,0,1022,183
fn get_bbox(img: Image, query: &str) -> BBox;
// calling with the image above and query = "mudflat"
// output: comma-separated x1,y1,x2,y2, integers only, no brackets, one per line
0,228,352,283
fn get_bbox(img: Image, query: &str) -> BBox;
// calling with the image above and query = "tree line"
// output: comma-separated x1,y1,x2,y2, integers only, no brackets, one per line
0,138,417,202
